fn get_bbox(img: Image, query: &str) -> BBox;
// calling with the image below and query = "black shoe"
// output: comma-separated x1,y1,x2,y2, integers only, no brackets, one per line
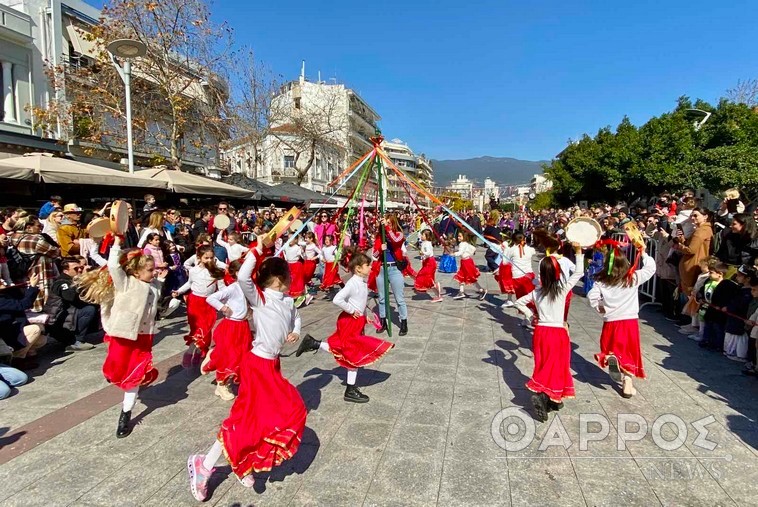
547,400,564,412
295,334,321,357
116,410,132,438
531,393,548,423
377,318,387,333
399,319,408,336
344,385,369,403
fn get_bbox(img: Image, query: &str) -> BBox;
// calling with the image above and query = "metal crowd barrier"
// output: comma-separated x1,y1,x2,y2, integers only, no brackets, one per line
609,233,661,310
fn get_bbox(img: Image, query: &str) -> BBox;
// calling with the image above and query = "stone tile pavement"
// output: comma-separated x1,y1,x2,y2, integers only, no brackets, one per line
1,253,757,506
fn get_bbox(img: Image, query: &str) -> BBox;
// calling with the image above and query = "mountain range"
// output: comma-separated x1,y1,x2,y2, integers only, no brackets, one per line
430,156,548,186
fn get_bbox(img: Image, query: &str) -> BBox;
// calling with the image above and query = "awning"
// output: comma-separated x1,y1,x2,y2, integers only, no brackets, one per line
136,167,258,198
222,173,293,202
272,182,336,204
0,153,168,188
65,23,99,58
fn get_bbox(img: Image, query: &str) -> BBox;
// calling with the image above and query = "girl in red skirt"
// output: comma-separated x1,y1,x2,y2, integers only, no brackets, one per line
587,244,656,398
452,231,486,300
203,260,252,401
76,235,165,438
302,232,322,287
283,235,306,300
514,242,584,422
414,230,443,302
295,252,394,403
173,245,225,368
320,234,343,294
188,242,306,500
498,232,536,309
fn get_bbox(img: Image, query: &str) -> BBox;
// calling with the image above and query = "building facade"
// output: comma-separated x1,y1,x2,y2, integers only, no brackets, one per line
531,174,553,194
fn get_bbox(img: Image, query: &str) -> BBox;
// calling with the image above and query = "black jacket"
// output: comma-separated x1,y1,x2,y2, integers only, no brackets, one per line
43,273,90,330
0,286,39,349
703,279,739,326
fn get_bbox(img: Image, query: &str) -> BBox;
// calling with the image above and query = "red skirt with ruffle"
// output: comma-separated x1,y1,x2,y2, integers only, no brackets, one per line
320,261,342,290
453,258,480,284
513,273,536,299
202,318,253,384
327,312,394,369
184,293,216,356
288,261,305,297
414,257,437,292
102,333,158,391
526,325,575,402
218,352,306,477
594,319,645,379
495,263,515,293
367,259,381,292
302,259,318,284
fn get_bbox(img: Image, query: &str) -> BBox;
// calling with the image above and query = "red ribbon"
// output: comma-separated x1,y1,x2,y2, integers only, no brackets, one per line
549,255,561,280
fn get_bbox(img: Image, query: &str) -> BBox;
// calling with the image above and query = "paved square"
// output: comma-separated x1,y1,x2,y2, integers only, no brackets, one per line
1,253,757,506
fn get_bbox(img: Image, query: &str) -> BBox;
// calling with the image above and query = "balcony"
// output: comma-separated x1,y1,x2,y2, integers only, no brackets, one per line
0,4,32,43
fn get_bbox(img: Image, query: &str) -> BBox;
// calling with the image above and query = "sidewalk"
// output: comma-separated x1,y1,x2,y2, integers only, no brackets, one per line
0,256,757,506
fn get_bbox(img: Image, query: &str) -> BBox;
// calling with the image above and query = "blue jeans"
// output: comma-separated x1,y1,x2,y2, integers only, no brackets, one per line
0,366,28,400
377,264,408,320
213,245,228,263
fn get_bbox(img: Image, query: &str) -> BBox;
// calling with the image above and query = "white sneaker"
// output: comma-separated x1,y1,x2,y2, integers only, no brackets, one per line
215,382,235,401
305,294,314,306
501,301,515,309
688,334,703,342
678,326,697,335
453,293,465,300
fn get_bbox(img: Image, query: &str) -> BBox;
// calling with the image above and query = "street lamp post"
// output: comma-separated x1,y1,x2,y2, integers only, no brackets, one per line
106,39,147,174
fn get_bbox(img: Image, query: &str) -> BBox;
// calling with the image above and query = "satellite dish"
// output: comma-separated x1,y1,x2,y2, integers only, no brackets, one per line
529,192,536,200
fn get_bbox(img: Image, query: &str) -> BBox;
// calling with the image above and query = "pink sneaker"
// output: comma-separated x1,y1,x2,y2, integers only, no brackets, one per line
187,454,213,502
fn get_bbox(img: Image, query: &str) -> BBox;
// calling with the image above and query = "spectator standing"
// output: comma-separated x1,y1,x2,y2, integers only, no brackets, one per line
38,195,62,220
674,207,714,297
43,210,64,237
57,204,83,257
192,209,212,239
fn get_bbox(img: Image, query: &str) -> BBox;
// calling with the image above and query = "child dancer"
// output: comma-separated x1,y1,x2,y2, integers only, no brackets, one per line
173,245,225,367
283,235,311,306
588,243,656,398
438,237,458,274
296,252,394,402
76,236,163,438
452,231,486,300
319,234,343,295
514,242,584,422
302,232,322,287
499,232,536,308
203,260,253,400
414,229,443,302
188,244,306,500
216,231,249,263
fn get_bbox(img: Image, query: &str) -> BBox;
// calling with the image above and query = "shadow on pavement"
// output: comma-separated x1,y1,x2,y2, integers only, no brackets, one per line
132,364,199,426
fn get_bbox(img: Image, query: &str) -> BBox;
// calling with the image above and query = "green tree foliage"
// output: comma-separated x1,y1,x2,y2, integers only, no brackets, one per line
545,96,758,205
529,191,555,211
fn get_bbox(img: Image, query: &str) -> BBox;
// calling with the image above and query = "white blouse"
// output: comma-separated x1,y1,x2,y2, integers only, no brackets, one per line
216,232,249,262
587,253,656,322
304,242,322,261
454,241,476,259
322,245,337,263
176,265,221,297
207,282,249,321
515,254,585,328
504,244,535,276
420,240,434,260
333,274,369,315
283,243,303,262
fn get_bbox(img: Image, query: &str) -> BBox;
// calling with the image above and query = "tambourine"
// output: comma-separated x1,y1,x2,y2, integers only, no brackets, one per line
109,200,129,235
263,207,301,248
213,213,231,231
623,222,645,249
87,217,110,239
288,219,304,234
565,217,602,248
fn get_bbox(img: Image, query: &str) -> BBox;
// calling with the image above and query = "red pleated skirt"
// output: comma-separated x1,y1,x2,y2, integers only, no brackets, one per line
594,319,645,379
513,273,536,299
102,333,158,391
218,352,306,477
288,261,305,297
202,319,253,383
454,258,480,284
414,257,437,292
302,259,318,284
526,325,575,402
320,261,343,290
327,312,394,369
184,293,216,356
495,263,515,293
367,259,381,292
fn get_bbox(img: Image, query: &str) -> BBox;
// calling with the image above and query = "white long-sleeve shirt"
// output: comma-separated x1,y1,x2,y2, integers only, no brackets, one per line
420,240,434,260
87,240,107,267
238,251,301,360
504,244,535,277
216,232,248,262
515,254,585,328
333,274,368,315
176,265,221,297
322,245,337,263
454,241,476,259
283,243,304,262
207,282,248,321
183,254,226,270
587,253,656,322
304,242,322,261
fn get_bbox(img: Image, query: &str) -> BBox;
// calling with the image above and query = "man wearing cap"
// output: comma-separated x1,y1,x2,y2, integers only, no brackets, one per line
58,204,83,257
39,196,62,220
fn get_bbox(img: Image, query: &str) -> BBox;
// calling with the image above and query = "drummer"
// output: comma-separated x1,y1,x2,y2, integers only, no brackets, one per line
208,202,237,263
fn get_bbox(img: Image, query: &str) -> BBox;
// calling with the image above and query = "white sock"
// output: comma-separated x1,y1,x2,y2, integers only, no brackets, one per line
346,369,358,386
203,441,223,471
458,285,465,293
319,341,331,353
122,387,139,412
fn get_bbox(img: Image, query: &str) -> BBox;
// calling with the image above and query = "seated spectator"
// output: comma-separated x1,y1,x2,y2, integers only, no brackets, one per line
43,258,97,352
0,364,28,400
10,215,61,312
0,273,47,371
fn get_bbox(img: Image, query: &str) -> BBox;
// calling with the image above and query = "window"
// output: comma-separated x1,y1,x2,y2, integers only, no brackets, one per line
284,155,295,168
294,97,301,109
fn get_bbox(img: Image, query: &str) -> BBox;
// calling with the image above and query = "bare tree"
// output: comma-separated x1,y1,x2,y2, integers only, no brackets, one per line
727,78,758,107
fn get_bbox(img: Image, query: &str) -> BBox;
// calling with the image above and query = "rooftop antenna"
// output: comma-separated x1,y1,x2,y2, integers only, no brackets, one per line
318,70,321,84
300,60,305,83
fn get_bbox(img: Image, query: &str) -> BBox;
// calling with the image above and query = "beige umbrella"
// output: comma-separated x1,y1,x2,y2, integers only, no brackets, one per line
0,153,168,188
136,167,258,198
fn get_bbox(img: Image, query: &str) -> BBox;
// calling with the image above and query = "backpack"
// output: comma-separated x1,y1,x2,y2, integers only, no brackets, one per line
6,235,40,282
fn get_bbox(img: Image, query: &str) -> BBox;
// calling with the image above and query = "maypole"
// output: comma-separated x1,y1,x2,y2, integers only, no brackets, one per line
371,130,392,337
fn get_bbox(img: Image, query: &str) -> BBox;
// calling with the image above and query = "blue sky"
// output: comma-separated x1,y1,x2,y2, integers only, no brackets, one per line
94,0,758,161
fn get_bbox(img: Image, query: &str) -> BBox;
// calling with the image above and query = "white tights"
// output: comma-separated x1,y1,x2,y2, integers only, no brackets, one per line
347,369,357,386
122,387,139,412
459,282,483,293
203,441,224,471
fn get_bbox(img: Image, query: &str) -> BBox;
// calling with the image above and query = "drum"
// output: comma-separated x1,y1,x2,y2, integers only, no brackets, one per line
213,213,231,231
87,217,110,239
623,222,645,249
263,207,302,248
565,217,602,248
109,200,129,235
